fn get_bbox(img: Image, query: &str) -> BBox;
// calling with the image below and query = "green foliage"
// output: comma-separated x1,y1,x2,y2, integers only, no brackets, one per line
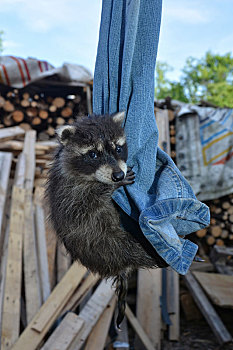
155,52,233,108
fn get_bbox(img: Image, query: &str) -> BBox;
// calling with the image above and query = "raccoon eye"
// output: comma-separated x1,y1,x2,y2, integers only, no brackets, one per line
116,145,122,153
88,151,98,159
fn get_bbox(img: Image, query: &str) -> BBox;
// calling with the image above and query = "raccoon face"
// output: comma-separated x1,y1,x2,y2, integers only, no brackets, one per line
57,112,128,185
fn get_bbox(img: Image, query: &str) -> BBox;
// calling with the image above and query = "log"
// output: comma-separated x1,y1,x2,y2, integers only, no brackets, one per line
206,236,215,245
31,117,41,125
52,97,65,108
56,117,65,125
26,107,37,118
39,110,49,120
210,226,222,238
196,228,207,238
21,99,30,108
61,107,73,118
0,95,5,107
12,110,24,123
3,100,14,112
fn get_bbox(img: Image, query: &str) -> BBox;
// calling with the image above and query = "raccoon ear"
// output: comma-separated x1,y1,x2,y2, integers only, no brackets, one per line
112,111,125,124
56,125,75,145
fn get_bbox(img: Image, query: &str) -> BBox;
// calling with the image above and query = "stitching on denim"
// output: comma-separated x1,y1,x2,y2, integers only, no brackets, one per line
164,165,183,197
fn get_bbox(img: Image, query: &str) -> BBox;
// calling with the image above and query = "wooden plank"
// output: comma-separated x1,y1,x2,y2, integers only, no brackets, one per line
57,242,71,283
68,279,115,350
0,140,56,152
62,273,99,314
193,272,233,308
155,108,171,155
24,193,42,324
41,313,84,350
14,153,26,188
23,130,36,190
34,186,57,290
136,269,162,350
35,205,51,302
11,263,87,350
167,269,180,340
22,131,42,324
0,126,25,142
0,224,10,345
184,271,232,345
85,295,116,350
125,304,155,350
113,317,129,350
1,186,25,349
0,152,12,248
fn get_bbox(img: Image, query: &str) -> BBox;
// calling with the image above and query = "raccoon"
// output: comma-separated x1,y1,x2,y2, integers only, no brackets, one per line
46,112,166,326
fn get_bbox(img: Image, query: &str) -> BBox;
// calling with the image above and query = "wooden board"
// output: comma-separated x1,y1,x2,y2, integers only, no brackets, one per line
85,295,116,350
125,304,155,350
35,205,50,302
57,242,71,282
166,269,180,340
193,272,233,308
184,271,232,345
155,108,171,155
0,126,25,142
23,130,36,190
0,224,10,345
11,263,87,350
62,273,99,314
23,133,42,324
113,317,129,350
34,186,57,289
1,186,25,349
69,279,115,350
0,152,12,254
41,313,84,350
136,269,162,350
24,192,42,324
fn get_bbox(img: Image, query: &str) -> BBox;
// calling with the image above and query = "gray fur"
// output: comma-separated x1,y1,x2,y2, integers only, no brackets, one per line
46,113,164,279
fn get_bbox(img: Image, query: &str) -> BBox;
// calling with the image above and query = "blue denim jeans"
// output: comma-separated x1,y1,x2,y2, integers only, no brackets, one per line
93,0,210,274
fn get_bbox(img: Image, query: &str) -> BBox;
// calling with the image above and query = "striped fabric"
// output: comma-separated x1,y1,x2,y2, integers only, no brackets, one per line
0,56,93,88
0,55,53,88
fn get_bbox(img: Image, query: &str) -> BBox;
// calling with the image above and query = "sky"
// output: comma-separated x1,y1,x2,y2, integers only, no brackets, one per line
0,0,233,81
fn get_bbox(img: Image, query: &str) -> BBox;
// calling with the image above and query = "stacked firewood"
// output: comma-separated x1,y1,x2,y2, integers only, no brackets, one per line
0,85,90,140
196,195,233,247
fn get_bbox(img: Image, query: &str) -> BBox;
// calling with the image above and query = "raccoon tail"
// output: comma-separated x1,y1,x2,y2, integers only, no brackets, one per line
114,273,128,329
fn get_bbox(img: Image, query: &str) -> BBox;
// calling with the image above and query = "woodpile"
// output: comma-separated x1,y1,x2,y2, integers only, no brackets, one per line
0,83,92,141
195,196,233,247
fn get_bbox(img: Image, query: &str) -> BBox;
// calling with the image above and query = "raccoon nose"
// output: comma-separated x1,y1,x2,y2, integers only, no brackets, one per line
112,170,125,182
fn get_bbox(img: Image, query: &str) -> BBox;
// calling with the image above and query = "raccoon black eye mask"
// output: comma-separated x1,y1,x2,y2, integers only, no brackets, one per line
46,111,166,327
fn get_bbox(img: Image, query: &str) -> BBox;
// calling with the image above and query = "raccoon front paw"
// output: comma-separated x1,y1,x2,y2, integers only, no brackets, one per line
119,167,135,186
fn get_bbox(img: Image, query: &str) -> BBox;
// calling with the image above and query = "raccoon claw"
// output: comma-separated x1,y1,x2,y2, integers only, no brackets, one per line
122,168,135,185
